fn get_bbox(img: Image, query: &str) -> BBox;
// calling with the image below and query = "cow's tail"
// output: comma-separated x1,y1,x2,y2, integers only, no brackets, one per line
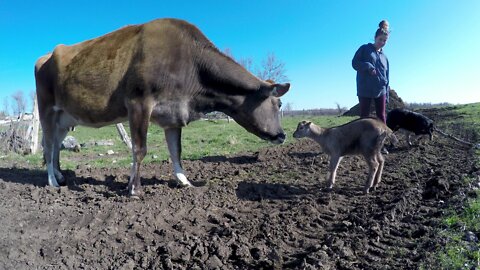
433,127,475,147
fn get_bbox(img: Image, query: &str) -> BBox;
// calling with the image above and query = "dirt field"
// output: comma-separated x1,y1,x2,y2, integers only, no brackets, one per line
0,108,478,270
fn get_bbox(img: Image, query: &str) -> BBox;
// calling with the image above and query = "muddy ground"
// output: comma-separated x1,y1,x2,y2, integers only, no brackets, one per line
0,108,479,270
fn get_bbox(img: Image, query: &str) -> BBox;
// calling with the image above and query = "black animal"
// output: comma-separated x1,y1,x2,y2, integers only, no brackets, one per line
386,108,434,145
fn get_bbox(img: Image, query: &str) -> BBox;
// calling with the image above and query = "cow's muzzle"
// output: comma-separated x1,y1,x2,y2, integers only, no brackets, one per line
270,132,286,144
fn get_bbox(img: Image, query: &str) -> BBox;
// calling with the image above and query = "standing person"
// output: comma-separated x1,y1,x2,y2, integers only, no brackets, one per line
352,20,390,124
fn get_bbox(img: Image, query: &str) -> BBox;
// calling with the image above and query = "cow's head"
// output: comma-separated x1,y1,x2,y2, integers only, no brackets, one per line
231,82,290,144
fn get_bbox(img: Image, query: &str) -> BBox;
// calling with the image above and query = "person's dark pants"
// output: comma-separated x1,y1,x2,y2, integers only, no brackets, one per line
358,94,386,124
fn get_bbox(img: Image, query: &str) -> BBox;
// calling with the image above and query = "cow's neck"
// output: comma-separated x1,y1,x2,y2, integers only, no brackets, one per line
194,48,263,115
200,48,262,92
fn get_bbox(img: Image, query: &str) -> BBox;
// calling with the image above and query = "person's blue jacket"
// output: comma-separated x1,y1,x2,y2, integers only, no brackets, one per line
352,43,389,102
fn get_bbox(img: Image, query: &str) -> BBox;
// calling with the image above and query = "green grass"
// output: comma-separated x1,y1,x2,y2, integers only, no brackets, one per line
451,103,480,140
433,188,480,270
1,115,355,170
424,102,480,269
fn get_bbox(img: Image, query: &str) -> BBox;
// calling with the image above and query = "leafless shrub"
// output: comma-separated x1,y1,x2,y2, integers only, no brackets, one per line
11,91,26,116
256,53,288,83
0,115,30,154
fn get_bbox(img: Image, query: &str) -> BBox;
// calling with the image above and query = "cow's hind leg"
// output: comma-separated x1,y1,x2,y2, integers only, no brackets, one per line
52,125,70,186
165,128,193,187
127,102,151,197
40,109,60,187
50,111,77,186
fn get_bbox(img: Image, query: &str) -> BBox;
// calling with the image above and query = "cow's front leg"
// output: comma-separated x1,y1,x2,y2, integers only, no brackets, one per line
165,128,193,187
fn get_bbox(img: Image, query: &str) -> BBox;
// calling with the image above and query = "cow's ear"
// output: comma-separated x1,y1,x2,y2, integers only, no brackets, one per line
271,83,290,97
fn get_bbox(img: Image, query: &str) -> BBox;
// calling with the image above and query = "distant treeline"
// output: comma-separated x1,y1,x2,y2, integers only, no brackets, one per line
405,102,452,110
202,103,454,120
283,108,347,116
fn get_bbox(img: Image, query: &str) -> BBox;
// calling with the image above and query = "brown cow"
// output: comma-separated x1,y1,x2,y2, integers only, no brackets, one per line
35,18,290,196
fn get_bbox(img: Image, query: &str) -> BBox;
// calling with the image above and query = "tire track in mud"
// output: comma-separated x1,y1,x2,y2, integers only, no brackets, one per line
0,110,478,269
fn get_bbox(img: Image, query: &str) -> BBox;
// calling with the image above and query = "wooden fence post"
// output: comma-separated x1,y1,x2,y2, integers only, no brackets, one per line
116,123,132,150
27,96,40,154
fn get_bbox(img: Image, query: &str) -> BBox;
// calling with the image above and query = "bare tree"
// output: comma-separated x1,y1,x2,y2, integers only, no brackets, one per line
222,48,234,58
11,90,26,116
256,52,289,83
238,57,254,72
223,49,288,83
30,91,36,109
223,48,254,72
283,102,293,113
2,98,10,116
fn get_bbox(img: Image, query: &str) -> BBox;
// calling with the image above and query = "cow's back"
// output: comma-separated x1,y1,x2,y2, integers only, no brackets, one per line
52,24,142,114
39,19,211,124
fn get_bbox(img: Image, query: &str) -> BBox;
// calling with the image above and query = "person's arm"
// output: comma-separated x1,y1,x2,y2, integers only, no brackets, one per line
352,45,375,72
386,58,390,103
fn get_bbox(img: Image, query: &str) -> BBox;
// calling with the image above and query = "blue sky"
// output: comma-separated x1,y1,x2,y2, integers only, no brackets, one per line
1,1,479,112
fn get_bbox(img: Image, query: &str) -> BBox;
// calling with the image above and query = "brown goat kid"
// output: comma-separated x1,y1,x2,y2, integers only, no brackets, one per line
293,118,397,194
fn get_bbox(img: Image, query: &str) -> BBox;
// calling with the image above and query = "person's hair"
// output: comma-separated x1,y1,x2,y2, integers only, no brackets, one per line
375,20,390,38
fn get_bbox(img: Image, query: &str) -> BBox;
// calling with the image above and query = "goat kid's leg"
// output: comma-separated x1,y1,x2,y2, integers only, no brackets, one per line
165,128,192,187
364,157,379,194
327,155,342,190
372,154,385,191
127,103,150,197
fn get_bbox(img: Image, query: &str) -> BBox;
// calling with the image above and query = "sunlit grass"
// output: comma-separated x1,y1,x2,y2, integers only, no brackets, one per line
433,188,480,269
0,115,355,170
425,102,480,269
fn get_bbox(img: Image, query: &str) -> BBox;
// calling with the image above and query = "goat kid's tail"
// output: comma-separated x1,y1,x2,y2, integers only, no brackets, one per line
376,132,388,147
376,130,398,148
383,128,399,146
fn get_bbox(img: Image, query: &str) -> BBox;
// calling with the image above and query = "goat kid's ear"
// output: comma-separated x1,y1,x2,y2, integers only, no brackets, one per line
300,120,312,126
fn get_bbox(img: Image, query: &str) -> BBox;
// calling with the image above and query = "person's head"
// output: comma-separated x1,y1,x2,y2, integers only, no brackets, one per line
374,20,390,50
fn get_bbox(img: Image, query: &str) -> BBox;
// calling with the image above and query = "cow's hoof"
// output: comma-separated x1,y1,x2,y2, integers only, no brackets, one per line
57,178,67,186
175,173,193,187
176,181,193,188
129,194,142,200
363,188,370,194
48,177,60,187
128,185,143,198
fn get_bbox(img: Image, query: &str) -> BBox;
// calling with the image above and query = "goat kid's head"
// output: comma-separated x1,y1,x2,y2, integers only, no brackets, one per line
293,121,313,139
